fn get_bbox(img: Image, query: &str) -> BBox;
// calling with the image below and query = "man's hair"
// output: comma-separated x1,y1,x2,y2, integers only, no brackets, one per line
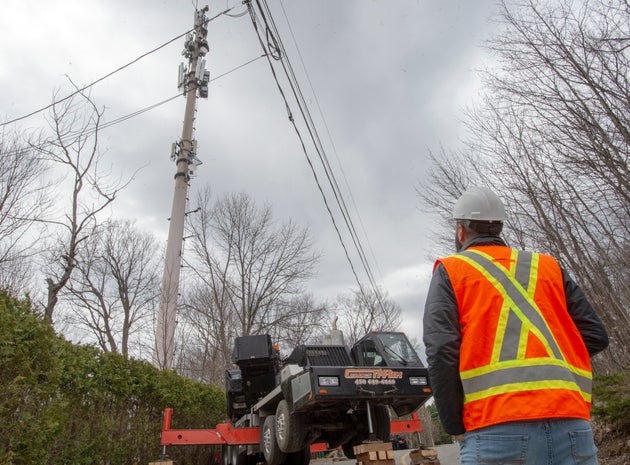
457,220,503,236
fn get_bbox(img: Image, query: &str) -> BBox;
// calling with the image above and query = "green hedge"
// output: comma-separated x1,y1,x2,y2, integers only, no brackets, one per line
592,370,630,432
0,291,225,465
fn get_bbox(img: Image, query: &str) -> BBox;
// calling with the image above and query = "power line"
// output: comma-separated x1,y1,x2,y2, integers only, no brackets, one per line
247,0,388,316
277,0,385,284
2,54,264,157
257,0,384,307
0,6,237,128
0,36,188,128
210,54,267,81
248,2,364,292
265,0,384,296
256,0,376,291
94,55,265,134
84,94,183,136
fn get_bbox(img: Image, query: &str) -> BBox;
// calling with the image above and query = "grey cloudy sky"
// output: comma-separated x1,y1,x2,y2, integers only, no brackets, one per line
1,0,501,343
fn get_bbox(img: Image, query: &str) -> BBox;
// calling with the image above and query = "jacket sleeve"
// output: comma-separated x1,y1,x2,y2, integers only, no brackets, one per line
423,263,465,435
563,270,609,356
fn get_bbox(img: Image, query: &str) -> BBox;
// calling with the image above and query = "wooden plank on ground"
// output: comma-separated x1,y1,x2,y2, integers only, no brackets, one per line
353,441,397,465
357,460,395,465
353,441,393,454
409,447,441,464
356,450,395,461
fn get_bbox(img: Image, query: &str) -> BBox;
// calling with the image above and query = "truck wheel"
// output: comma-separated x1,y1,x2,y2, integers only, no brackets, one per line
372,405,391,441
275,399,305,453
261,415,287,465
342,441,356,460
283,447,311,465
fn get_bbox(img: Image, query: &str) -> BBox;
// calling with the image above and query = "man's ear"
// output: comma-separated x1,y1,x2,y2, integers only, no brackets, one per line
456,223,467,244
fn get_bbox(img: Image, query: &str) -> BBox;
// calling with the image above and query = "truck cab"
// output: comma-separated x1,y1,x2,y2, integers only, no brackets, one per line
352,331,424,367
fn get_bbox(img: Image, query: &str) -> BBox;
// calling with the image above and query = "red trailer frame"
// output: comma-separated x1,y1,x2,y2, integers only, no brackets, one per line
160,408,423,452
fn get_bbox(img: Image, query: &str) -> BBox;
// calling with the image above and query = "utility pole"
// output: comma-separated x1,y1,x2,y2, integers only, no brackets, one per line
155,6,210,369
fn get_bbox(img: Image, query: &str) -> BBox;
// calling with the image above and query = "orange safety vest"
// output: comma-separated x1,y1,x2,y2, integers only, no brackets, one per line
438,245,592,432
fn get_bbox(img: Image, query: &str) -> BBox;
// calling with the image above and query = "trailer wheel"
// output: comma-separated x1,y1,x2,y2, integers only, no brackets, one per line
261,415,287,465
275,399,306,453
283,447,311,465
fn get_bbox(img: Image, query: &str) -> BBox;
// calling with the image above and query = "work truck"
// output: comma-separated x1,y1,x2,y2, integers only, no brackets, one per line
223,331,432,465
159,330,432,465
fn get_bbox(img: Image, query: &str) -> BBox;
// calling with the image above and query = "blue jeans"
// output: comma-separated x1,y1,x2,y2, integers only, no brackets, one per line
459,419,598,465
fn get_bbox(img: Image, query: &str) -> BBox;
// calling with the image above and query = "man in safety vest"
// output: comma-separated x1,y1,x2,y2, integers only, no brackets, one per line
423,186,609,465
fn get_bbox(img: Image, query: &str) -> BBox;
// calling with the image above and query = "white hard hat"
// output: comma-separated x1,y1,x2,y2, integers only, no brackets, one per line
453,186,506,222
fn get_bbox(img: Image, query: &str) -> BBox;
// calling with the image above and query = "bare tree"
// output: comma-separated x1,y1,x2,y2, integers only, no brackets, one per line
177,280,234,384
272,293,329,350
65,219,160,356
333,287,402,345
35,87,127,323
176,291,329,384
0,129,51,294
416,148,480,258
177,189,321,384
417,0,629,372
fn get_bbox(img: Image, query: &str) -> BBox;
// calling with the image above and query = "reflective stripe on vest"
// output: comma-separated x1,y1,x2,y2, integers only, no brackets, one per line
452,249,592,403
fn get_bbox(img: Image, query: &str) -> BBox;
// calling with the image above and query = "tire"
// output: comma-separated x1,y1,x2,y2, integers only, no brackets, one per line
275,399,306,453
283,447,311,465
372,404,391,441
342,441,356,459
261,415,287,465
344,404,390,458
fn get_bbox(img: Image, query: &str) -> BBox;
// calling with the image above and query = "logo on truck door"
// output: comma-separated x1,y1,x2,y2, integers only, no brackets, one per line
344,368,402,385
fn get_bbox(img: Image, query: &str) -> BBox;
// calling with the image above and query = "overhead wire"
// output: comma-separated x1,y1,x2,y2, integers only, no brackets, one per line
247,2,365,295
3,54,264,156
0,6,238,128
210,54,266,81
257,0,385,310
255,0,383,306
225,7,250,18
277,0,385,285
67,93,183,140
248,0,388,316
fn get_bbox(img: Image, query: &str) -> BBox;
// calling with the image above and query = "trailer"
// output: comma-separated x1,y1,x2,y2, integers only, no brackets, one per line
158,331,433,465
160,408,425,463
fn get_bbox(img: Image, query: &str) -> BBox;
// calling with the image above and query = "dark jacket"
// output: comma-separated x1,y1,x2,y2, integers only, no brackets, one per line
422,235,609,435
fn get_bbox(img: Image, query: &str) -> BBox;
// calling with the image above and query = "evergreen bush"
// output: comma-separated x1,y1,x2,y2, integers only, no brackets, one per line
0,291,225,465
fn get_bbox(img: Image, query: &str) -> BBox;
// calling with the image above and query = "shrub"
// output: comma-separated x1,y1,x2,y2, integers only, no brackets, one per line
592,371,630,431
0,291,65,465
0,291,225,465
